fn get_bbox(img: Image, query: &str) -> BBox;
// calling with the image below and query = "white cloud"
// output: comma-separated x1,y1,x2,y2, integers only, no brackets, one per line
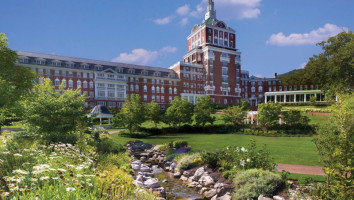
112,46,177,65
266,24,349,46
214,0,261,19
180,17,189,26
154,16,174,25
176,4,190,16
298,62,307,69
254,73,263,78
190,2,205,18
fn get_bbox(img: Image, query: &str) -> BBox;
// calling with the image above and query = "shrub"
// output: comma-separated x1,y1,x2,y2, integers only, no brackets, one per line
170,140,188,149
232,169,285,200
201,151,220,169
175,153,202,171
156,143,170,151
96,138,126,154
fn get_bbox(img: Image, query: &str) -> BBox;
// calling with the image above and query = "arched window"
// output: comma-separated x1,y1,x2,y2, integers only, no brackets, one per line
251,86,255,93
161,87,164,93
169,87,172,94
77,80,82,88
55,78,60,86
83,81,87,88
89,81,93,88
144,85,147,92
156,86,160,93
258,86,263,92
152,86,155,93
68,79,73,88
174,88,177,94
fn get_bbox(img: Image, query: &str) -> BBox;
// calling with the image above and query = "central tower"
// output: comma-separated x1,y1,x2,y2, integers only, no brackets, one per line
205,0,216,20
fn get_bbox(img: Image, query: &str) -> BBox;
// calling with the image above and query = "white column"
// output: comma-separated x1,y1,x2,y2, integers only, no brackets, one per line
304,94,307,102
100,117,102,125
294,94,296,103
275,95,277,103
265,95,268,103
251,114,254,124
108,118,111,126
284,95,286,103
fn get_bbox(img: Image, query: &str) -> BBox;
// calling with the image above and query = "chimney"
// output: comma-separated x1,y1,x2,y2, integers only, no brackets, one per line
275,73,278,78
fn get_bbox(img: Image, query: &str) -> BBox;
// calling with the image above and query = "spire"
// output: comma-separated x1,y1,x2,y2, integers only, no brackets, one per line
205,0,216,20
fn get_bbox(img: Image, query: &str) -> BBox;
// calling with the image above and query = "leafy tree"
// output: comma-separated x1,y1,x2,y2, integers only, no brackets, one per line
280,31,354,95
313,94,353,199
165,97,193,128
223,105,246,127
194,96,215,127
282,110,309,126
257,102,282,130
146,101,162,128
19,79,87,144
114,94,145,133
240,100,250,111
309,95,317,106
0,33,36,107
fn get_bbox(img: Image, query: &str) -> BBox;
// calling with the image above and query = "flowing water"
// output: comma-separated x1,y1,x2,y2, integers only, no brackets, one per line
154,171,203,200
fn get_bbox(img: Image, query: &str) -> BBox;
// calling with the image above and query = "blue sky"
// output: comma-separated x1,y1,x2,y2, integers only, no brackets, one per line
1,0,353,77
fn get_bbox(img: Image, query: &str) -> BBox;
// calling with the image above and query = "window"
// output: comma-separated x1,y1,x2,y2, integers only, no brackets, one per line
89,92,94,98
98,91,105,97
289,86,292,91
55,78,60,86
222,68,228,75
89,81,93,88
83,73,87,78
77,80,81,88
258,86,263,92
38,68,43,75
83,81,87,88
273,86,277,91
108,91,115,98
156,86,160,93
294,86,297,90
300,85,303,90
152,86,155,93
45,69,51,75
144,78,147,83
224,99,228,105
68,71,73,77
82,64,89,69
108,102,116,108
144,85,147,92
279,86,282,91
66,63,74,68
62,79,66,87
77,72,81,78
152,96,155,102
209,64,213,74
135,85,139,92
268,87,272,92
130,85,134,91
174,88,177,94
55,70,59,76
169,96,172,102
169,87,172,94
161,87,164,93
68,80,73,88
235,55,241,62
284,86,287,91
161,96,164,103
151,79,155,84
89,73,93,78
61,70,66,76
144,95,147,101
251,87,255,93
222,76,228,83
36,60,45,65
156,79,160,84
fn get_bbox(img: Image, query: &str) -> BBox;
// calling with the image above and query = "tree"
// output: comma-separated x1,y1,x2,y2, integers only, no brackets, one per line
114,94,145,133
257,102,282,130
165,97,193,128
309,95,317,106
146,101,162,128
282,110,310,132
0,33,36,107
240,100,250,111
0,33,36,131
19,79,87,144
222,105,246,127
280,31,354,95
194,96,215,127
313,94,353,199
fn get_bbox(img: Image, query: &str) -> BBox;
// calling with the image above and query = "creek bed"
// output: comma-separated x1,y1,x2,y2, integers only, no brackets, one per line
155,171,203,200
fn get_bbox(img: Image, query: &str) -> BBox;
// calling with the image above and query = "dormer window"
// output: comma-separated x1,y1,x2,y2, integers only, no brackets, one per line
66,63,74,68
141,71,148,76
128,69,135,74
95,65,103,71
116,68,124,73
81,64,89,69
18,57,29,63
154,72,161,77
36,59,45,65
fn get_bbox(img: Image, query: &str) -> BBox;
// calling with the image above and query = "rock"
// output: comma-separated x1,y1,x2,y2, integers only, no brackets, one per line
273,196,285,200
173,171,181,178
143,178,161,189
170,162,177,171
204,189,217,199
132,180,143,186
187,181,199,188
162,179,168,183
153,187,166,197
140,165,151,172
136,175,144,182
196,184,203,190
193,167,205,180
183,171,190,177
199,187,209,194
211,195,218,200
217,192,232,200
214,183,224,195
140,156,147,161
180,175,188,181
258,195,273,200
199,174,214,187
132,160,142,165
131,164,140,171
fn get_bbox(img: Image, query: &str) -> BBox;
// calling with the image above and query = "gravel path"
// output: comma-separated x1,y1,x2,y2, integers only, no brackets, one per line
278,164,325,176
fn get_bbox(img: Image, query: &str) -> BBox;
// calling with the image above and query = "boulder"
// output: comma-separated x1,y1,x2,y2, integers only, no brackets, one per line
199,174,214,187
183,171,190,177
258,195,273,200
170,163,177,171
204,189,217,199
131,164,140,171
140,165,151,172
132,180,143,186
193,167,205,180
187,181,199,188
136,175,144,182
199,187,209,194
211,195,218,200
217,192,232,200
214,183,224,195
173,171,181,178
180,175,188,181
273,196,285,200
143,178,161,189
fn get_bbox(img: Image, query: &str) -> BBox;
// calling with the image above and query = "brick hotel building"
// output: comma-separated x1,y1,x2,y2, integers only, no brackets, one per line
16,0,323,109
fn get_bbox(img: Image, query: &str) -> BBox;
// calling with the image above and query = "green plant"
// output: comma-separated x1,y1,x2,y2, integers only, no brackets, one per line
232,169,285,200
175,153,202,171
96,138,126,154
194,96,215,127
171,140,188,149
201,151,220,169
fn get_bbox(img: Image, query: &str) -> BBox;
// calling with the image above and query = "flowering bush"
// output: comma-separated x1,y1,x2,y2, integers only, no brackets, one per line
0,133,155,199
175,153,203,171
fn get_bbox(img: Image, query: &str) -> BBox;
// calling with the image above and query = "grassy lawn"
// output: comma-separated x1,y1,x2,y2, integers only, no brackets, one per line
305,113,330,125
111,133,321,166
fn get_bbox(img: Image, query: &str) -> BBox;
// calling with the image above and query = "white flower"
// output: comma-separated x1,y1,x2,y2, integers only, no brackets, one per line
57,168,67,172
2,151,10,154
13,169,29,175
235,147,239,152
40,176,49,181
13,153,23,157
66,187,76,192
1,192,10,197
52,177,59,180
246,158,251,163
76,174,83,178
0,159,3,163
240,160,245,167
241,147,248,153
